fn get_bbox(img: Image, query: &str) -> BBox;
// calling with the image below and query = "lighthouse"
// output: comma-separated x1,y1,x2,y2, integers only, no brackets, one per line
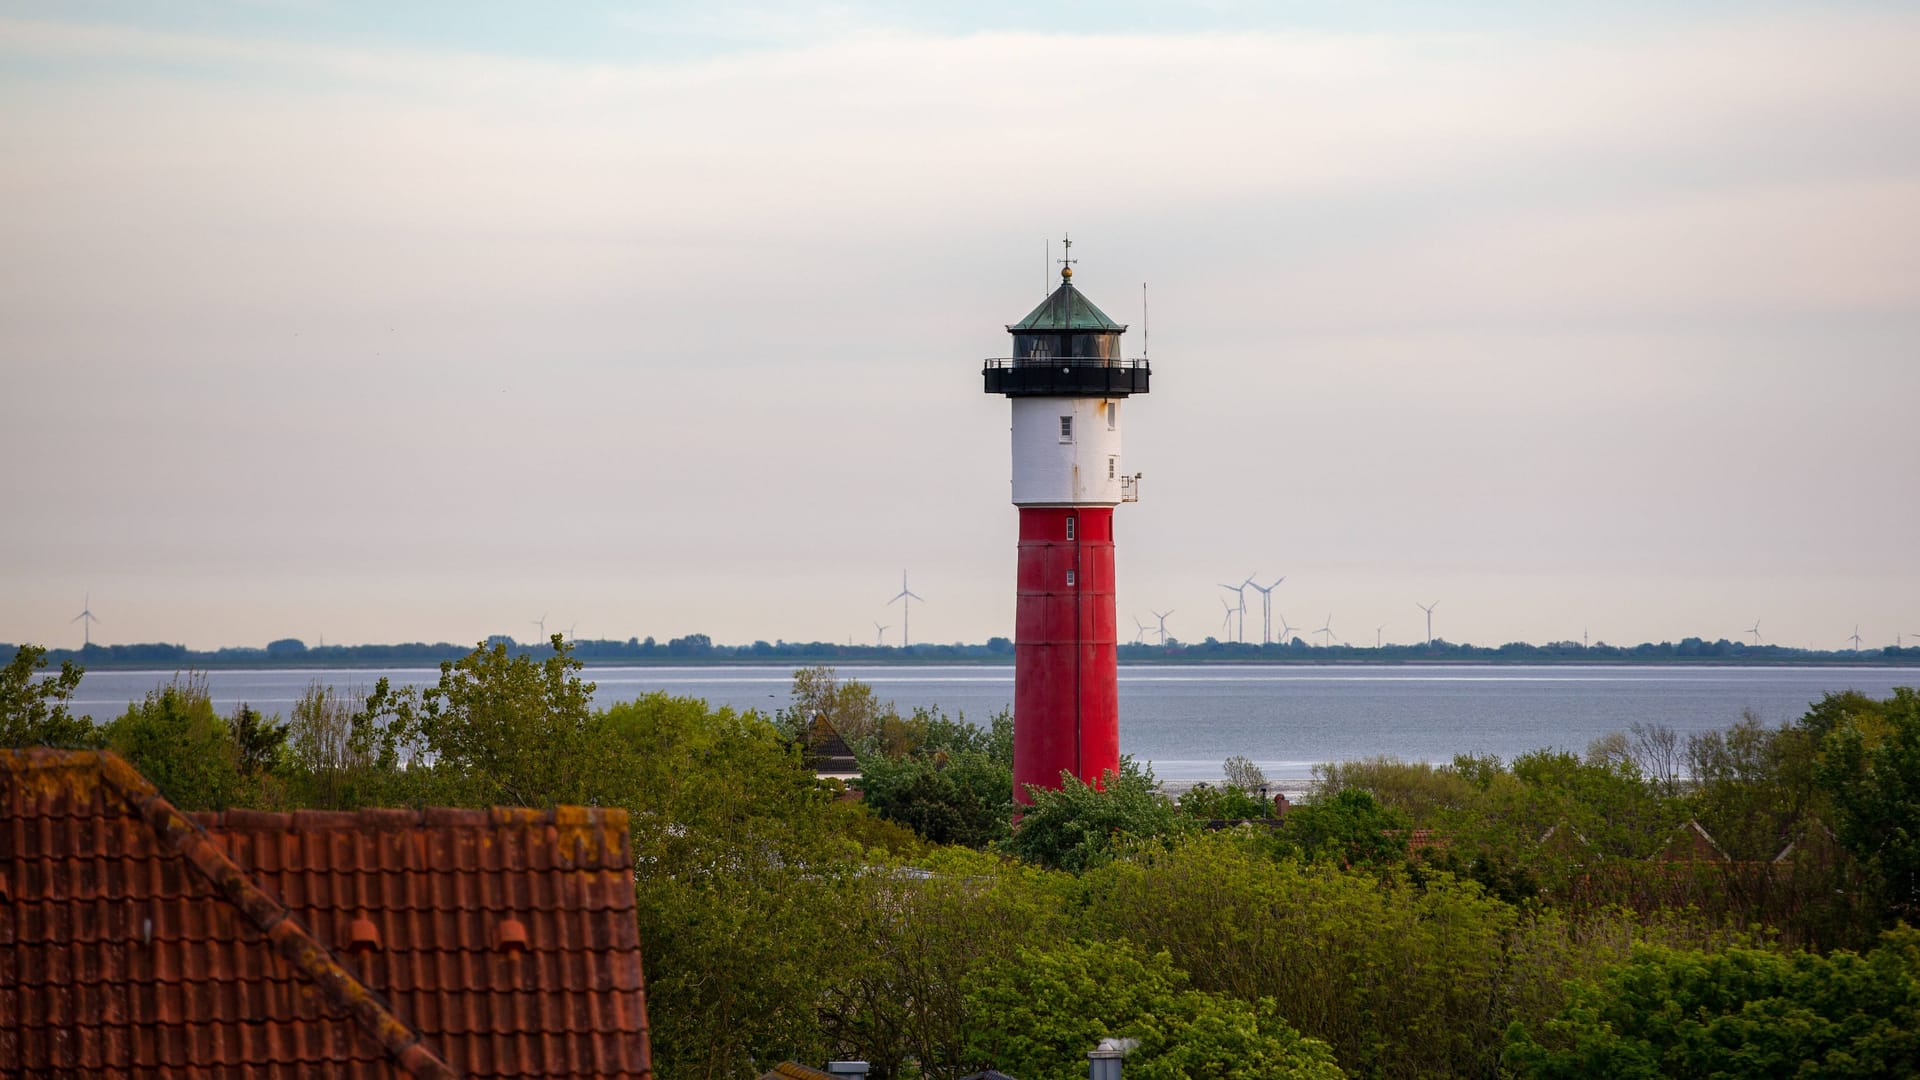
983,238,1151,801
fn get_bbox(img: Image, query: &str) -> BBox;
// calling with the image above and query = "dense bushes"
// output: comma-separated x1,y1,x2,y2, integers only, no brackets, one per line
1506,928,1920,1078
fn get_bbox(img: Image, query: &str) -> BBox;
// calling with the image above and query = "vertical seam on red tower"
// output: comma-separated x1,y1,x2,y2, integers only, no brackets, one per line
1073,518,1083,780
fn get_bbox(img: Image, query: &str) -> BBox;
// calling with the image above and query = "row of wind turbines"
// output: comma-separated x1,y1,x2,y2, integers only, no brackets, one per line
1129,574,1443,649
1742,620,1920,652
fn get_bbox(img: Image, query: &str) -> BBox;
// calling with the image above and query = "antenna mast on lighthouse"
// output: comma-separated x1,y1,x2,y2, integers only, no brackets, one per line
981,237,1154,803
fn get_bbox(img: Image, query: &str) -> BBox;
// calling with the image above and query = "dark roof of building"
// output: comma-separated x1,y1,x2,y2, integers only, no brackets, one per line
803,716,859,776
1,748,651,1077
1008,278,1126,333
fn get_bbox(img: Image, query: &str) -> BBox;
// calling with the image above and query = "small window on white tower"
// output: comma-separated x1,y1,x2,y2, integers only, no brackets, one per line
1059,416,1074,443
1107,402,1117,430
1065,517,1076,541
1108,456,1117,479
1066,569,1077,587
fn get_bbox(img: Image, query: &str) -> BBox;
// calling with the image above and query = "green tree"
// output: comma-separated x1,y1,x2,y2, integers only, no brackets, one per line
1176,782,1273,821
1,644,97,747
1271,788,1409,866
1004,765,1190,873
1506,928,1920,1079
354,635,608,807
103,674,249,809
1816,686,1920,919
961,939,1343,1080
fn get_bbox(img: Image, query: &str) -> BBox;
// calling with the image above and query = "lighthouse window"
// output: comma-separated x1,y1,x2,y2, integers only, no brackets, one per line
1107,402,1117,429
1108,456,1117,479
1059,416,1074,443
1066,569,1076,587
1065,517,1076,541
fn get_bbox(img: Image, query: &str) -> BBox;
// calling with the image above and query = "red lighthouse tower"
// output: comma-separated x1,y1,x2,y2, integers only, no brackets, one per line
983,238,1151,801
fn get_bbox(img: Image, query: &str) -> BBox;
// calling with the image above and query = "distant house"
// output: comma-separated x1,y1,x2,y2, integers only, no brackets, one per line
0,748,652,1077
1652,819,1731,863
802,716,861,783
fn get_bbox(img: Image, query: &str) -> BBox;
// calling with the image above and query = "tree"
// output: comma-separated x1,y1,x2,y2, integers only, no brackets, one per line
103,674,250,810
1816,686,1920,919
1506,928,1920,1078
1004,765,1190,873
1223,754,1268,790
961,940,1342,1080
1,644,97,747
353,635,607,807
860,749,1013,848
1271,788,1409,866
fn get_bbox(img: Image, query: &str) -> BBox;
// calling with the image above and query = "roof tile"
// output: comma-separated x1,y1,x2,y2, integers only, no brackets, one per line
2,749,651,1078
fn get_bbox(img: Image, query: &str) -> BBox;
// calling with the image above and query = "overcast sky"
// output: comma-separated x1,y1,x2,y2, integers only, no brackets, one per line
2,2,1917,653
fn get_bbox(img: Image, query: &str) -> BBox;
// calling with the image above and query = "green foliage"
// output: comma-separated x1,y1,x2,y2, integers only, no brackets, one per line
1271,788,1409,866
1506,927,1920,1078
961,939,1343,1080
1004,764,1190,873
1,644,97,748
859,748,1013,848
1176,782,1273,821
783,664,892,752
1312,756,1475,825
1081,830,1588,1078
1223,753,1268,790
600,689,895,1077
817,848,1074,1077
280,682,381,808
1817,687,1920,918
102,674,256,810
353,635,607,807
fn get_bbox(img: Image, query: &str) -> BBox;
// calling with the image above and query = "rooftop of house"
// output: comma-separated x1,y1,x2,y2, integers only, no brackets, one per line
1,747,652,1077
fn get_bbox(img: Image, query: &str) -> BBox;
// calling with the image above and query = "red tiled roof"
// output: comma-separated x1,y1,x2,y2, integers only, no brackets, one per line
1,748,651,1077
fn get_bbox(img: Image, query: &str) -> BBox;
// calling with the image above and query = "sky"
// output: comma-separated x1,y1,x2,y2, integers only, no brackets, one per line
2,2,1917,653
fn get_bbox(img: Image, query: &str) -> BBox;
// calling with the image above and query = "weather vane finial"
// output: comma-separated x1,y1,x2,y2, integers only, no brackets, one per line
1058,233,1076,280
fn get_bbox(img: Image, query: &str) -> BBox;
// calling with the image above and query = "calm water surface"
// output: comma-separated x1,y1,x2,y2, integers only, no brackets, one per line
71,663,1919,781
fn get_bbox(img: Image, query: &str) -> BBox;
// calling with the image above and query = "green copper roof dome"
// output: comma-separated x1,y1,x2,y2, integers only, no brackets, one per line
1007,276,1128,333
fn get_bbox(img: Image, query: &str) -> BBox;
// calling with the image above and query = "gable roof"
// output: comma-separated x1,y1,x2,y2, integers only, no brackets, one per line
1008,281,1127,333
0,748,651,1077
1652,818,1730,863
803,716,859,777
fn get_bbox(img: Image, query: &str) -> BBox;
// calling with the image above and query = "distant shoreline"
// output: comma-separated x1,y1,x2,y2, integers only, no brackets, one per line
29,654,1920,673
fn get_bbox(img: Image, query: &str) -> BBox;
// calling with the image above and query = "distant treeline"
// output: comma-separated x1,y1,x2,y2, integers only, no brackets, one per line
11,632,1919,670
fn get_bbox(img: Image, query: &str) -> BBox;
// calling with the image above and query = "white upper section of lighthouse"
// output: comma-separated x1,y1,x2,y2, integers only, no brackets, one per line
1011,396,1124,506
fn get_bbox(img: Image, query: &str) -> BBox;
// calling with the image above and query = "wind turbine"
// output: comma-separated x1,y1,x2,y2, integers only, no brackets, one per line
1132,615,1150,645
1746,620,1763,645
1218,596,1236,637
71,592,100,648
1152,609,1174,645
1417,601,1438,646
1277,613,1301,644
1247,575,1285,644
566,621,578,642
889,572,924,646
1315,614,1339,647
1376,624,1387,649
874,621,889,647
1847,625,1864,652
530,613,548,642
1217,574,1254,643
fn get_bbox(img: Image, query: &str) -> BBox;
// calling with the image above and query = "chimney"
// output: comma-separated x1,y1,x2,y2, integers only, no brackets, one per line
826,1063,869,1079
1089,1037,1137,1080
